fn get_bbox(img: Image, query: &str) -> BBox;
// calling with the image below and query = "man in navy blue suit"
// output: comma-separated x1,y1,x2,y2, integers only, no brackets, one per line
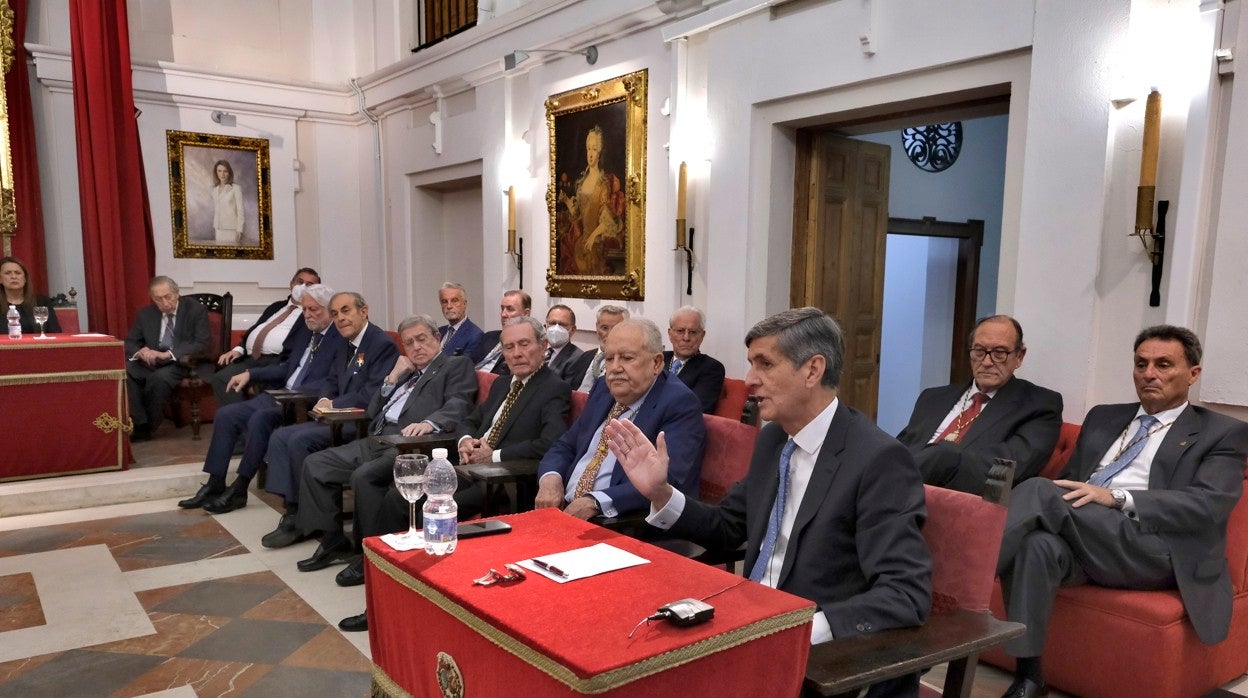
179,283,344,513
436,281,484,357
663,305,726,413
536,318,705,519
260,291,398,546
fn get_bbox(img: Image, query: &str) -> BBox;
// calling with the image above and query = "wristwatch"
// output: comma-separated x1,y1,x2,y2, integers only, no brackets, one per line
1111,488,1127,509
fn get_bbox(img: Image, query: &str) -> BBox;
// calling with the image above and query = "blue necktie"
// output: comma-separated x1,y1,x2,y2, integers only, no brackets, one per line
1089,414,1160,487
671,358,684,375
749,439,798,583
159,313,174,349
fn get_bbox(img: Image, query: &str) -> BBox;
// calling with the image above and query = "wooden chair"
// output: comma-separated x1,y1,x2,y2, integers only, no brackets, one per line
167,292,232,439
804,460,1024,697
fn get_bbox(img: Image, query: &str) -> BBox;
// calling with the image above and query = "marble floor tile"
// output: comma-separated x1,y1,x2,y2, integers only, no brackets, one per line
0,545,153,663
241,587,324,624
281,626,374,673
0,648,167,697
152,579,282,618
237,664,370,698
0,571,45,632
177,617,325,665
125,552,269,593
117,656,271,697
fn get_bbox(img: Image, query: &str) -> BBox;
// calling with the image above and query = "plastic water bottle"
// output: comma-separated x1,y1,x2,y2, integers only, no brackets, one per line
423,447,458,555
7,305,20,340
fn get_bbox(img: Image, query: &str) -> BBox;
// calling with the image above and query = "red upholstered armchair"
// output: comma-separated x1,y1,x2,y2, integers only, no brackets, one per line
984,430,1248,697
167,292,232,439
711,378,752,424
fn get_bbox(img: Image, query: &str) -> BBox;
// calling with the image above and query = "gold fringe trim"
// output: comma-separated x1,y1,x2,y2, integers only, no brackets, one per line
0,370,125,386
0,340,121,350
371,664,412,698
365,547,815,694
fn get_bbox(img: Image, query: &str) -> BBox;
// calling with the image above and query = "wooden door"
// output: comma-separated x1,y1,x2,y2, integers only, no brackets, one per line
791,133,890,419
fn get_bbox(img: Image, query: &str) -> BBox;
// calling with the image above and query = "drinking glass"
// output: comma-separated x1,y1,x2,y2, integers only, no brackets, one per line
393,453,429,543
33,306,51,339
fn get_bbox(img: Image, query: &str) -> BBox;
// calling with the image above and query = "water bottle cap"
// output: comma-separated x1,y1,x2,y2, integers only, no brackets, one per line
432,448,448,459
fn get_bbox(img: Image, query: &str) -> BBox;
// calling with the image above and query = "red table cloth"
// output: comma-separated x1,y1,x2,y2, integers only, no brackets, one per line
364,508,814,696
0,334,133,480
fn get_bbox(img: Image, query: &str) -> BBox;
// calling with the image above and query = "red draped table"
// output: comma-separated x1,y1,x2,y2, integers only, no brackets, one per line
0,334,133,480
364,508,814,696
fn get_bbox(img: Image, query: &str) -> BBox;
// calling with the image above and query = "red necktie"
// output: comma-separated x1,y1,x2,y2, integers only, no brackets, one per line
934,392,989,444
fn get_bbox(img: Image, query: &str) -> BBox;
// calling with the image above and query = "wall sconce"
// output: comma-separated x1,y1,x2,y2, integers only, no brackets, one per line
505,186,523,287
504,46,598,71
1130,89,1165,306
675,161,695,295
210,110,236,127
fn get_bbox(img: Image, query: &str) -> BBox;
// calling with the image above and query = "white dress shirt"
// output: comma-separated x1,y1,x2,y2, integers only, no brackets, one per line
1091,402,1188,517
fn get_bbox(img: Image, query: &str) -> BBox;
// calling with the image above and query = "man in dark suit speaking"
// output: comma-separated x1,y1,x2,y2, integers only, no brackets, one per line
125,275,210,441
995,325,1248,698
607,307,931,697
896,315,1063,494
536,318,705,520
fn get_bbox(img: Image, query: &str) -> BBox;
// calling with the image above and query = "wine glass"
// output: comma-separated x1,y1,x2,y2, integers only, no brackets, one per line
393,453,429,543
33,306,51,339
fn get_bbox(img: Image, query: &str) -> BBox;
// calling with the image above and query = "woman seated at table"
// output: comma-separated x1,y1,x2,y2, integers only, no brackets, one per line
2,256,61,334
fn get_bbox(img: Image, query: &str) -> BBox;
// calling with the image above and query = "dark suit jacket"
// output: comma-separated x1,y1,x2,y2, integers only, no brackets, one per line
896,377,1063,493
539,371,706,514
124,298,211,363
663,351,726,414
236,297,307,356
566,348,601,390
248,323,345,396
1061,402,1248,644
547,343,585,384
456,365,571,461
470,329,511,376
325,322,399,409
367,353,478,435
439,318,484,357
671,405,932,639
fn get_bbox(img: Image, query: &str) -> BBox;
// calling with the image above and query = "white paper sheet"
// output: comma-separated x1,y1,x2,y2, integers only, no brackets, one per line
517,542,650,583
380,531,425,551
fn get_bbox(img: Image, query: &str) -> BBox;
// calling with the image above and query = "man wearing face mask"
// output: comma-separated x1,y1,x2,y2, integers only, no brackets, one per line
544,304,584,385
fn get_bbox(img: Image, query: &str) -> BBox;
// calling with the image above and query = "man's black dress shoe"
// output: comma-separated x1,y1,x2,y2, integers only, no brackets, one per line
335,557,365,587
339,612,368,632
1001,677,1047,698
261,512,306,549
297,540,354,572
178,482,224,509
203,488,247,514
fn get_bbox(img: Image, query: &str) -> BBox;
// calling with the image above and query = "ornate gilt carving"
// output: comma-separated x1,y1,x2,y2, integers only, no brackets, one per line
166,130,274,260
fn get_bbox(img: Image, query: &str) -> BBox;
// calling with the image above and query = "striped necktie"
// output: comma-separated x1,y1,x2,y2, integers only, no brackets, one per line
574,402,629,498
486,379,525,447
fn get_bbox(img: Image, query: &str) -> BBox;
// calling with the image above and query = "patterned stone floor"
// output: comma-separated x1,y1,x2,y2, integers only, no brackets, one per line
0,502,371,697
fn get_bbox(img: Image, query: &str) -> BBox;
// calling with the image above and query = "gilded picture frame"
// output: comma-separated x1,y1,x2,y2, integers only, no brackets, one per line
546,69,647,300
167,130,273,260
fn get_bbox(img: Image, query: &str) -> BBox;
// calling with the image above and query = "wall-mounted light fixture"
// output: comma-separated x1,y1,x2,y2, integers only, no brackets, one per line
675,161,695,295
505,186,522,287
504,46,598,71
1130,89,1165,306
210,111,236,127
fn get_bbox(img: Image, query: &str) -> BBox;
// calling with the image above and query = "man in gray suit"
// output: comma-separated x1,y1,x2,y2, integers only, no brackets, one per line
996,325,1248,698
290,314,477,573
124,275,210,441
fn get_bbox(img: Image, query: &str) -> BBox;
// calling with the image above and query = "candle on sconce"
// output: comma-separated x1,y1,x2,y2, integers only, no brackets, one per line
1139,89,1161,187
675,161,688,249
506,186,516,253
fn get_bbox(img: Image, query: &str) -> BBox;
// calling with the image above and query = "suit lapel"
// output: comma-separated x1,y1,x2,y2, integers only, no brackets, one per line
962,378,1022,446
1073,405,1137,481
780,407,851,586
399,353,445,419
1149,405,1201,488
919,384,969,442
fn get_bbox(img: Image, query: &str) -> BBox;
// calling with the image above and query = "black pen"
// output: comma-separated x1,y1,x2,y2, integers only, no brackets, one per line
531,557,569,578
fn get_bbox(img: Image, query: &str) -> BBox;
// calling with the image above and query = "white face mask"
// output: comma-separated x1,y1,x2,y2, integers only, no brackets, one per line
545,324,570,348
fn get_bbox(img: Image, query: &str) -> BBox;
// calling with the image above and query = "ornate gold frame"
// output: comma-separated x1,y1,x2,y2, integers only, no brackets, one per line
167,130,273,260
545,69,647,300
0,0,18,256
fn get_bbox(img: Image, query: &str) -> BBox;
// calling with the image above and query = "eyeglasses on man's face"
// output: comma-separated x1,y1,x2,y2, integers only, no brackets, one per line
969,346,1017,363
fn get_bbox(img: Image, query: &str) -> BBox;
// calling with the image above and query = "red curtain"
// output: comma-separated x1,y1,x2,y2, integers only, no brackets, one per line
69,0,155,338
4,0,50,293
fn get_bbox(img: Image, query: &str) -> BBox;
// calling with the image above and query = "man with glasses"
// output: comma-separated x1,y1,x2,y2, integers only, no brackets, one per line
663,305,725,413
896,315,1062,494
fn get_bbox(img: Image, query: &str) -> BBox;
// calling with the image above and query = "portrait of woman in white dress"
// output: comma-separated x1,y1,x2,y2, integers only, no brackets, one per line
211,159,245,244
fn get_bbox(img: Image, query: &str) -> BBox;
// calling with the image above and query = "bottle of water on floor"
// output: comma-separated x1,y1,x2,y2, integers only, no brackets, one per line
423,448,458,555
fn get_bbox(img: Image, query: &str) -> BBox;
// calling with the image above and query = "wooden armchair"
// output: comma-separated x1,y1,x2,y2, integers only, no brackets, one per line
167,292,232,439
804,460,1024,697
